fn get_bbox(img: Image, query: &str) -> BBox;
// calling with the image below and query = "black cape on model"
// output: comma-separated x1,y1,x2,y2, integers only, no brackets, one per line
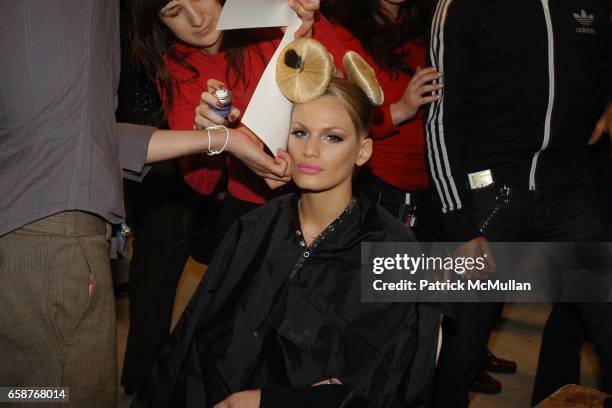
132,194,440,408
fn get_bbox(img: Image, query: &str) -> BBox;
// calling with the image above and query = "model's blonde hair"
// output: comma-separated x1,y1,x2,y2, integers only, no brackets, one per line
276,39,384,137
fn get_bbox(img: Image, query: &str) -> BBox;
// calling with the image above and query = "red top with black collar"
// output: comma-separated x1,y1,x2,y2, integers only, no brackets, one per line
333,24,429,191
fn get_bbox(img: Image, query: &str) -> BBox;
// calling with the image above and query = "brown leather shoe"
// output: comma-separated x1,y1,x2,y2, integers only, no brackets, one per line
485,350,517,374
470,371,502,394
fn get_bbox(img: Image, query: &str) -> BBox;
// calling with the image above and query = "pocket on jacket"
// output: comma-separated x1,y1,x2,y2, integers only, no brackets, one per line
472,184,512,234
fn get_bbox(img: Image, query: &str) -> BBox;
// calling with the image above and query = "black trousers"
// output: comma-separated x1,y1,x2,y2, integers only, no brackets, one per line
121,162,198,391
432,182,612,408
532,301,612,405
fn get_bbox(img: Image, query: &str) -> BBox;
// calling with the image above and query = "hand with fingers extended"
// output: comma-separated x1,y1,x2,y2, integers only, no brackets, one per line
391,66,443,125
226,126,292,189
195,79,241,130
286,0,320,39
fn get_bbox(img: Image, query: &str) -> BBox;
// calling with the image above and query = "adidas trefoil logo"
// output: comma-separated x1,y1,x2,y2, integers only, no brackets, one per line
573,10,595,34
573,10,594,25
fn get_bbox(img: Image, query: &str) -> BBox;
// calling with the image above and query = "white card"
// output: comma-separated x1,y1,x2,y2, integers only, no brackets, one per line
217,0,295,30
468,169,494,189
240,13,301,154
217,0,302,154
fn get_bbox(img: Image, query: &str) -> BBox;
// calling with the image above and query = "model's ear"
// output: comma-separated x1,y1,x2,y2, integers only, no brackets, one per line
355,137,373,167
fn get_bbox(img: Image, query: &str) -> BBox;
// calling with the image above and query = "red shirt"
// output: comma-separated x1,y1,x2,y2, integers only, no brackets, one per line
165,15,346,204
333,25,429,191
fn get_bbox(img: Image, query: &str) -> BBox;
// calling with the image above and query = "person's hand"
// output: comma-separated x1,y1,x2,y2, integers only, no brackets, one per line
263,149,293,189
288,0,319,38
213,390,261,408
451,236,496,280
391,67,443,125
194,79,241,129
227,127,292,188
588,104,612,149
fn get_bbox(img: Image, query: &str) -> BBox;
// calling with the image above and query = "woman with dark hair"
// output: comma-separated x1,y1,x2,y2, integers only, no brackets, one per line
131,38,439,408
118,0,204,395
129,0,346,243
326,0,437,241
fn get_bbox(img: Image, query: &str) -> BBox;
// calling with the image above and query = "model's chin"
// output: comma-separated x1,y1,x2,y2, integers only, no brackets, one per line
293,174,327,192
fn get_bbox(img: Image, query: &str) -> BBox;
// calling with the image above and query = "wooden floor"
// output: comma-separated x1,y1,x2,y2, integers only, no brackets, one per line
114,258,599,408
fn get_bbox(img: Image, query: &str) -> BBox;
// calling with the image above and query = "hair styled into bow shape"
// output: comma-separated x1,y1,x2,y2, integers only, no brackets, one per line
276,38,384,137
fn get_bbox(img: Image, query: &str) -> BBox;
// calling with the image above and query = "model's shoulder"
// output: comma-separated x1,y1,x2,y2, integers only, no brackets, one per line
238,194,294,224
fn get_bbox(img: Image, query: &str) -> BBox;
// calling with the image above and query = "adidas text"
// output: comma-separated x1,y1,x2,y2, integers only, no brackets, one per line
576,27,595,34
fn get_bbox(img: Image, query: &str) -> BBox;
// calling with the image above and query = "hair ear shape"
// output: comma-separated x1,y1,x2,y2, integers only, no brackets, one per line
276,39,384,108
343,51,384,107
276,38,333,104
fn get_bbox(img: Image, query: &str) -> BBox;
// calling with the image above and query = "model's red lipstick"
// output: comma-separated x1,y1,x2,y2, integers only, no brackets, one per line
297,162,323,174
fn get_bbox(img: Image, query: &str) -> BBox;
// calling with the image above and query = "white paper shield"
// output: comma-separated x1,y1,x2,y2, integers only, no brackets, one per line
217,0,295,30
216,0,301,154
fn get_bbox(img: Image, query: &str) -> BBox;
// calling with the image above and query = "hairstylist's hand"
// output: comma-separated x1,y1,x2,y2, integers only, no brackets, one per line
588,104,612,153
226,127,292,188
264,149,293,189
213,390,260,408
391,67,443,125
288,0,319,38
194,79,241,129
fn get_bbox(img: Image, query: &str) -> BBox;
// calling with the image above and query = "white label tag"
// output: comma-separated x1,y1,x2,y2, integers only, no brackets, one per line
468,169,494,189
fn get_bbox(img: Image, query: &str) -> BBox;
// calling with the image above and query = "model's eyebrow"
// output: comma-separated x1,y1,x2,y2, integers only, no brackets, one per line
318,127,347,134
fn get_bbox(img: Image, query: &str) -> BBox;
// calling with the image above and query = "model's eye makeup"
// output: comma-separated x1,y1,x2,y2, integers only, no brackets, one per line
323,134,343,143
290,126,308,139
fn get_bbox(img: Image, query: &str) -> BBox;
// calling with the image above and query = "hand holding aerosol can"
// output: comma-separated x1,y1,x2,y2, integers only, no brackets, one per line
194,79,241,130
211,87,232,119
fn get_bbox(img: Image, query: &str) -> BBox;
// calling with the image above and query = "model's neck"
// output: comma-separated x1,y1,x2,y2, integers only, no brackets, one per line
299,186,352,244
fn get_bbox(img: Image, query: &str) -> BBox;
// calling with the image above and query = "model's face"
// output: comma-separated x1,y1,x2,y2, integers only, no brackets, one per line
159,0,223,52
288,95,372,193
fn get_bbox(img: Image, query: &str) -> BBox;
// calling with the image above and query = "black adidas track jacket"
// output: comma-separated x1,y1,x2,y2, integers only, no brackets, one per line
425,0,612,242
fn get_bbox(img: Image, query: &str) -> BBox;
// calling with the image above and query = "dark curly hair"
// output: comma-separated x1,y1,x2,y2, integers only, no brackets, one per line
326,0,435,77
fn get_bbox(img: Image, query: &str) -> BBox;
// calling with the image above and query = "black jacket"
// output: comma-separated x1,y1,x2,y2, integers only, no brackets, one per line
132,194,440,408
425,0,612,242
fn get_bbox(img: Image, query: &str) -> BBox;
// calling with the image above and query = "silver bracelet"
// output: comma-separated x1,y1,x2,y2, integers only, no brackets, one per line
206,125,229,156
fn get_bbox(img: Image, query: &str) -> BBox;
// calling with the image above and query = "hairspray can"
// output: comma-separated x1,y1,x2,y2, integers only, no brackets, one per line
210,88,232,119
